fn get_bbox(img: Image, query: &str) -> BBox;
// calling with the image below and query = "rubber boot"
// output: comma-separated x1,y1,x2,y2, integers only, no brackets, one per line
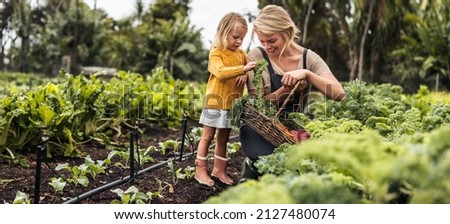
238,157,260,183
194,155,214,187
211,154,234,185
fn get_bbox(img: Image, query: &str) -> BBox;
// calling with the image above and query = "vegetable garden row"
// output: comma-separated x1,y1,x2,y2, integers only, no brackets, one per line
1,70,450,203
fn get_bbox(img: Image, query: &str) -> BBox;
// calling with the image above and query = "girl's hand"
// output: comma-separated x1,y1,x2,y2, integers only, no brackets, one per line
282,69,308,87
235,75,247,87
243,61,257,72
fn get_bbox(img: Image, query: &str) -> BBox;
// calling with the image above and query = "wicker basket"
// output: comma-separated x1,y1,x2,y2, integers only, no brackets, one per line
241,81,307,147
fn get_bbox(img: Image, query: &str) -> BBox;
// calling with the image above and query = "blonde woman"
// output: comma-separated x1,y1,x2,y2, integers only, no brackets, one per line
239,5,346,182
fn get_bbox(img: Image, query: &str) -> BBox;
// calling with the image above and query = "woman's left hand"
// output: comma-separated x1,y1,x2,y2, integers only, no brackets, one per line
235,75,247,87
282,69,308,87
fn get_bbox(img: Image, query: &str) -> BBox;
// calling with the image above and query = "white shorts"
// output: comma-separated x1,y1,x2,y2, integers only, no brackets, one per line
199,109,232,129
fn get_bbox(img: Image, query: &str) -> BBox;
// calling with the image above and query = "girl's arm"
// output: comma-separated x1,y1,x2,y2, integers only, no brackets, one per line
208,50,247,80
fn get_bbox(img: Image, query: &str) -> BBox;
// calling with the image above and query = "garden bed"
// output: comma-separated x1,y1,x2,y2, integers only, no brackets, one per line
0,122,244,204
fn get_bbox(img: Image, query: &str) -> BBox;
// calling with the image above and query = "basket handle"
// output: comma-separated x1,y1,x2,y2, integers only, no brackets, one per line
275,81,304,119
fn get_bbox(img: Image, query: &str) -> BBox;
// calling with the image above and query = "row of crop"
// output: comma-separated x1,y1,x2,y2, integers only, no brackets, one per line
8,127,244,204
206,81,450,204
0,72,59,97
277,81,449,142
0,68,205,162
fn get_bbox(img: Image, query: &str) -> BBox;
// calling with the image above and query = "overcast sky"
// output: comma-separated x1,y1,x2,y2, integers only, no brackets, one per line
83,0,259,49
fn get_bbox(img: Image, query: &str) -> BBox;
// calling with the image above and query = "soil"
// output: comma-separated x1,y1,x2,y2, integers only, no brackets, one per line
0,120,245,204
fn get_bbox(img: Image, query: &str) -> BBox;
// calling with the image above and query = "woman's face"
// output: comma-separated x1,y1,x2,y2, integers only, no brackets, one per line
256,30,285,56
227,26,247,51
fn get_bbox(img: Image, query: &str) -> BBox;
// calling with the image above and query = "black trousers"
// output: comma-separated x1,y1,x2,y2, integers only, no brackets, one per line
239,125,276,161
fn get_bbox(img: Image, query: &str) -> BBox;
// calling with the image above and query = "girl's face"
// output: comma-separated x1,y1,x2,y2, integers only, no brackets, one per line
226,25,247,51
256,31,285,56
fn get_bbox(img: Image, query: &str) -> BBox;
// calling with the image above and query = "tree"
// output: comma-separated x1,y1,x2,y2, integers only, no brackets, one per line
155,12,195,76
302,0,316,45
138,0,207,80
365,0,411,83
392,0,450,91
329,0,358,80
0,1,14,71
357,0,375,81
28,0,112,75
9,0,33,72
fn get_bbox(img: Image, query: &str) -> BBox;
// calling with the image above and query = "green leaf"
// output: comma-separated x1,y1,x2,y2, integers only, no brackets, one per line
49,178,67,192
38,104,55,127
12,191,31,204
55,163,70,171
77,175,90,187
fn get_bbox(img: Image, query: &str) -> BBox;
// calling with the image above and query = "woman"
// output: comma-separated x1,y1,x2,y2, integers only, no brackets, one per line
239,5,346,182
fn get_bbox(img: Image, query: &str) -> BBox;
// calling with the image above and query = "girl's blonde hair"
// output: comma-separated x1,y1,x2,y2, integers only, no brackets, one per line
253,5,299,57
212,12,248,50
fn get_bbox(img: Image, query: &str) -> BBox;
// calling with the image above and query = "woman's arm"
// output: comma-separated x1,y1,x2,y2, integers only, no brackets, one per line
264,85,296,105
282,69,345,101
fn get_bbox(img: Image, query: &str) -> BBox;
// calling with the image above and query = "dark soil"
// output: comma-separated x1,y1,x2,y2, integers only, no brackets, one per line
0,121,245,204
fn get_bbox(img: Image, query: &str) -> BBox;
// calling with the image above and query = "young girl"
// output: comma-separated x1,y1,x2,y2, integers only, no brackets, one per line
195,12,256,186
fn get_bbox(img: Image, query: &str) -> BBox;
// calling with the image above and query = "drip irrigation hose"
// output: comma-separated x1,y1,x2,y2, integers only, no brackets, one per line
129,126,135,181
62,150,195,204
125,121,141,186
179,109,188,162
62,135,240,204
34,128,49,204
44,160,82,203
34,147,43,204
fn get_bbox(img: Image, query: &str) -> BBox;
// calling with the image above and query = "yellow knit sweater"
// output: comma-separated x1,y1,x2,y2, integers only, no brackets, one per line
203,47,247,110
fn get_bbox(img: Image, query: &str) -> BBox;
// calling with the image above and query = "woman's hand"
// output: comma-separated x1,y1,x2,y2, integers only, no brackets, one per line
235,75,247,87
281,69,309,87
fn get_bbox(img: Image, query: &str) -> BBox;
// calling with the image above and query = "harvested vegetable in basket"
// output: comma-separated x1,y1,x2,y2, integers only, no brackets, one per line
231,59,273,127
231,59,309,146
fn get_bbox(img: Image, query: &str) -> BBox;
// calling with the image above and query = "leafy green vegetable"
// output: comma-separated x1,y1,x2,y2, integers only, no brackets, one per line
231,59,276,127
251,59,268,91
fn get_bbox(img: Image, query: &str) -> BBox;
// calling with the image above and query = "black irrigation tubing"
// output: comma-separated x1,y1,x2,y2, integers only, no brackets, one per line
62,134,240,204
62,151,194,204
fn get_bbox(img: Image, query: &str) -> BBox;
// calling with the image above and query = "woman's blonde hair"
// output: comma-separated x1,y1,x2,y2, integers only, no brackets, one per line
212,12,248,50
253,5,299,56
